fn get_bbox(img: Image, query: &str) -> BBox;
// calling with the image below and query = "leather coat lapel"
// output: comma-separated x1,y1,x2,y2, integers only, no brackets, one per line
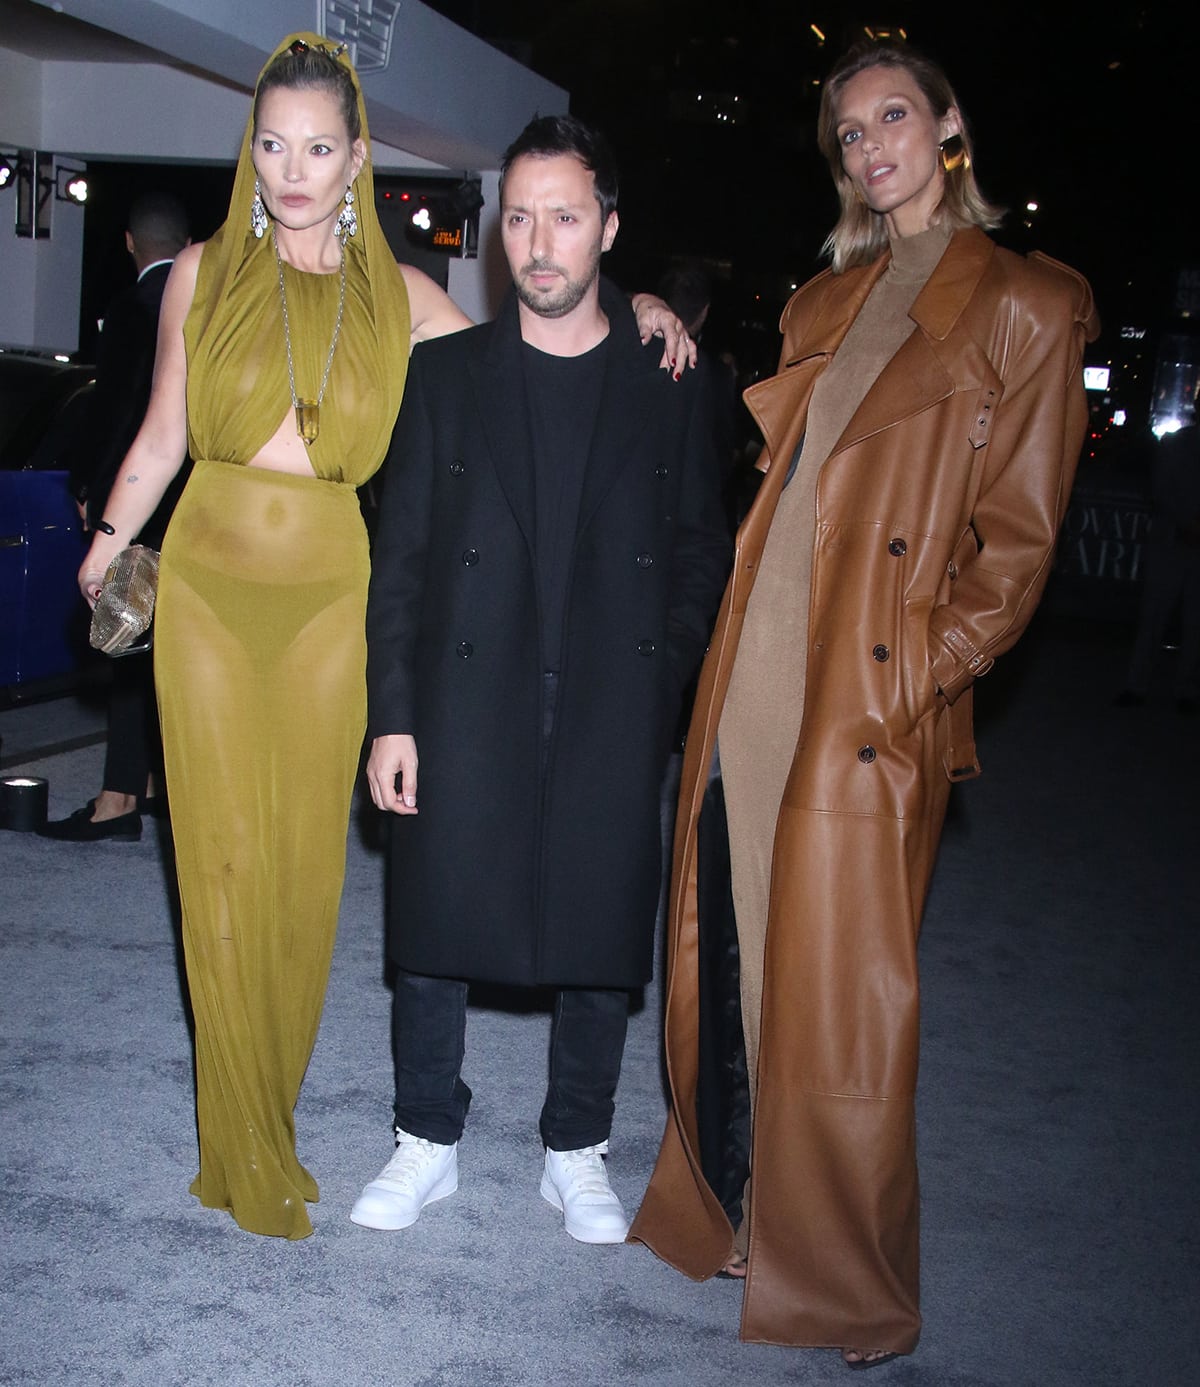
831,228,996,457
748,229,1000,466
831,331,955,455
744,259,882,468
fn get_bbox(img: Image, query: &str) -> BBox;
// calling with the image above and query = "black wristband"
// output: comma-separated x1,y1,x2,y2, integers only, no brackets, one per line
95,520,116,535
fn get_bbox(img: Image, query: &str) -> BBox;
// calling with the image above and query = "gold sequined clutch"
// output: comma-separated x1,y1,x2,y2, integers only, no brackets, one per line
88,544,160,656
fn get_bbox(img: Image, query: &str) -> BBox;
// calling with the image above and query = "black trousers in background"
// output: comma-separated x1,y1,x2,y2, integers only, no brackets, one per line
103,649,162,797
391,969,629,1150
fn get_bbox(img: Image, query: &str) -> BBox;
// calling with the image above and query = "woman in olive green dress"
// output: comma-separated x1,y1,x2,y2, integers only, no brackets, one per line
79,35,692,1240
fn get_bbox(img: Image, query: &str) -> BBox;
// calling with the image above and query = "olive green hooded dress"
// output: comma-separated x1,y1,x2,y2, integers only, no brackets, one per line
156,33,410,1239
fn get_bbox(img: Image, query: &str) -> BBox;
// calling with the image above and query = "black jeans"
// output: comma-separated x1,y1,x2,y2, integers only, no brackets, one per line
391,968,629,1150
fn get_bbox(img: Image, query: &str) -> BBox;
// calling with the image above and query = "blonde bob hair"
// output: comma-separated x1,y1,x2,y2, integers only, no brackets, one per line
817,40,1003,273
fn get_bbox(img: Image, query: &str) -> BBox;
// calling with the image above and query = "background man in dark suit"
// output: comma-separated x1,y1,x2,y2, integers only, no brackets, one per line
352,116,729,1244
43,192,190,843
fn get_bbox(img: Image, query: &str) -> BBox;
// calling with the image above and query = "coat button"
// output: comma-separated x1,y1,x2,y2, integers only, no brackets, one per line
456,641,473,658
872,643,890,662
857,745,877,763
449,460,464,476
637,639,656,656
636,552,654,568
462,548,479,566
888,538,907,556
655,464,668,478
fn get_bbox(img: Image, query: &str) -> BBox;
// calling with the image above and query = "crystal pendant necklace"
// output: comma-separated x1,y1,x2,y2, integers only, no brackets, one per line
272,226,347,445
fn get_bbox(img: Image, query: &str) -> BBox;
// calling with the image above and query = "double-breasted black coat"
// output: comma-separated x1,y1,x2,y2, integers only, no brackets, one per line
366,280,729,988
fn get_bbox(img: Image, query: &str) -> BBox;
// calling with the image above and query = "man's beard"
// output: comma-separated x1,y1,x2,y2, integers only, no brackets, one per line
514,241,602,319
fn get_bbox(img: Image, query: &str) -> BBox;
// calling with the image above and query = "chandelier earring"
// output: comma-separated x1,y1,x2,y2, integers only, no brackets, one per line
334,183,358,242
250,179,269,239
939,134,969,174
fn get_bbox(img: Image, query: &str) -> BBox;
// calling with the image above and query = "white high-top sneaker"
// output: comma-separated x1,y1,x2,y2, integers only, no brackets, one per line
350,1128,458,1231
540,1141,629,1244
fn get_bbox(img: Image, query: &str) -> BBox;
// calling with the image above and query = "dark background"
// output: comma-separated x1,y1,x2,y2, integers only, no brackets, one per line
419,1,1194,413
77,4,1196,431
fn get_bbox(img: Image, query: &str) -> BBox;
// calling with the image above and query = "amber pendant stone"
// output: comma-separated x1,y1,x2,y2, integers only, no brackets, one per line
295,399,319,445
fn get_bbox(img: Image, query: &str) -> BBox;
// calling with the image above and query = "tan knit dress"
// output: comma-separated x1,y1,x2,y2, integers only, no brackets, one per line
718,225,952,1243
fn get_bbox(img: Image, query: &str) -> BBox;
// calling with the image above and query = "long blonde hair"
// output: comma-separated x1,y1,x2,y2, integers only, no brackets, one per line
817,40,1004,273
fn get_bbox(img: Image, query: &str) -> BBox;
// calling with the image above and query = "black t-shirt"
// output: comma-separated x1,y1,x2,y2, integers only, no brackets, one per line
522,335,607,671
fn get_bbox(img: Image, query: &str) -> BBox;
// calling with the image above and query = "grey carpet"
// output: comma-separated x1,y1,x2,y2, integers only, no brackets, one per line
0,617,1195,1386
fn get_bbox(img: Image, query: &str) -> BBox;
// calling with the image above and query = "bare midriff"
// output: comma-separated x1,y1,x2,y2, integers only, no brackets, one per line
246,409,320,476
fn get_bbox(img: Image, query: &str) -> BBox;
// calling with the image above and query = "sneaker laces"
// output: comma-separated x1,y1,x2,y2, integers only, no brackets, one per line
554,1144,615,1202
374,1134,446,1193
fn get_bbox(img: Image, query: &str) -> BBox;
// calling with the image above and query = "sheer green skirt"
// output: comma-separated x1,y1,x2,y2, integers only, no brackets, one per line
156,459,369,1239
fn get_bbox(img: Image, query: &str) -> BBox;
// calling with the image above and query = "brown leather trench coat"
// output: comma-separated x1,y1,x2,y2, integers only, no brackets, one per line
629,227,1098,1353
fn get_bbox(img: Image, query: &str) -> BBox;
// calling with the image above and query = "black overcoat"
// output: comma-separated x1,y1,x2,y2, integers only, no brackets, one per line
366,279,729,987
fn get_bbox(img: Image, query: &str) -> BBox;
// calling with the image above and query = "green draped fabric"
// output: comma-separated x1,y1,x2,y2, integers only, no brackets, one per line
157,32,410,1238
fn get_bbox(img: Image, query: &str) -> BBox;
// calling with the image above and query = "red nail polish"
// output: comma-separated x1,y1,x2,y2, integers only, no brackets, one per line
670,357,677,367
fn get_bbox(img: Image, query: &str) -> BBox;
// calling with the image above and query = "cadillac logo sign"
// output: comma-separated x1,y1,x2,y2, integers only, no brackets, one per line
320,0,400,73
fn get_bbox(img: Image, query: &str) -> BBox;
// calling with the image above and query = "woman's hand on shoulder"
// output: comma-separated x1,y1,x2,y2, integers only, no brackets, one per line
400,263,474,347
631,293,698,379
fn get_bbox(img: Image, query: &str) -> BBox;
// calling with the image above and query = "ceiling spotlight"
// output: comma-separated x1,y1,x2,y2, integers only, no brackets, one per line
56,168,88,204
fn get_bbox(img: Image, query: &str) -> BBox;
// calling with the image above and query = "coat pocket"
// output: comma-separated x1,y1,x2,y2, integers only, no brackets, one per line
900,595,938,729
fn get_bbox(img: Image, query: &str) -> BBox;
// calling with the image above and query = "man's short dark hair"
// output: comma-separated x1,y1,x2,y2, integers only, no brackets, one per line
127,191,189,257
657,263,712,335
500,114,619,222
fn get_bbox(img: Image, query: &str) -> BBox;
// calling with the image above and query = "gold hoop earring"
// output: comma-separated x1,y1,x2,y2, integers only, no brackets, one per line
939,134,969,174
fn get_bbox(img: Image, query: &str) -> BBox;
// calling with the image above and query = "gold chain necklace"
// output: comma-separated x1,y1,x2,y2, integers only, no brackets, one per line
272,225,347,445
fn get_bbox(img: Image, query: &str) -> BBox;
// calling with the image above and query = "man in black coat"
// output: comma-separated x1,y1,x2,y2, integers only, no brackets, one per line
43,192,190,843
352,116,729,1243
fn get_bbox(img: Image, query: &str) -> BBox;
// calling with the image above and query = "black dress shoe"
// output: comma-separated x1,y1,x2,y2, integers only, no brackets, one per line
39,802,142,842
137,794,169,819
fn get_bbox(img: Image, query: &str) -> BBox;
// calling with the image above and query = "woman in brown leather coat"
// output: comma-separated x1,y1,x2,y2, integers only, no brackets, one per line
630,40,1098,1369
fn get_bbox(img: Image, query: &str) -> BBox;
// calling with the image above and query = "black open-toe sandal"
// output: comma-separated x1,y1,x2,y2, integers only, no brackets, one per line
842,1350,899,1371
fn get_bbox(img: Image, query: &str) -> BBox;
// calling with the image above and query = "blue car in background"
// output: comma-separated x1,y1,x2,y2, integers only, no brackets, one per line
0,352,95,700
